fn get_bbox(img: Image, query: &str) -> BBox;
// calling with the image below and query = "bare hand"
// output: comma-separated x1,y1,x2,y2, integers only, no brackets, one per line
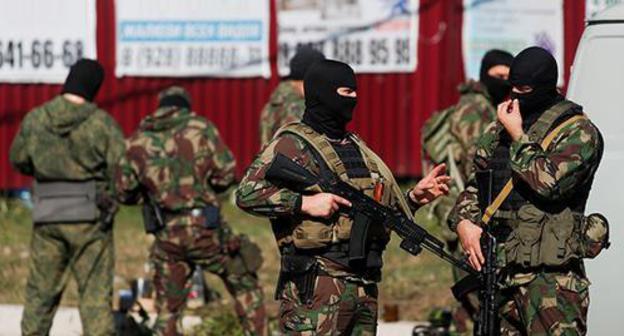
457,219,485,271
410,163,451,205
497,99,524,141
301,193,352,219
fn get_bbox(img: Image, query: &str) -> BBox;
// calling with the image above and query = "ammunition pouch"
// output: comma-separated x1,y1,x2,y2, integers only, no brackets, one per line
224,234,264,276
32,180,98,224
292,218,334,249
201,206,221,229
579,213,610,258
504,205,609,268
141,201,165,234
275,254,319,303
96,193,118,231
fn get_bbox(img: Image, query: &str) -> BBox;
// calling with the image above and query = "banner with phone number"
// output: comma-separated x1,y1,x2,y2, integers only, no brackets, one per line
277,0,418,75
0,0,96,83
463,0,564,85
115,0,271,78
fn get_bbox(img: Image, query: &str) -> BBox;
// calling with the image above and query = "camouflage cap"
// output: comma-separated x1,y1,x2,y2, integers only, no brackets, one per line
158,86,192,109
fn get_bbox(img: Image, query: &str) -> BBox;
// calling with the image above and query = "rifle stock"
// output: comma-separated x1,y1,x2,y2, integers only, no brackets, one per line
265,154,319,188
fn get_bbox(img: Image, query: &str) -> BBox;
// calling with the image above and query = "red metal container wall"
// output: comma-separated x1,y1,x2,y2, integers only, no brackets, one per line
0,0,585,189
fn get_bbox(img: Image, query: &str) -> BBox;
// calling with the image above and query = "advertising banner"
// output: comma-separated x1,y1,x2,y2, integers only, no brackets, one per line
278,0,419,75
0,0,97,83
115,0,271,78
463,0,564,84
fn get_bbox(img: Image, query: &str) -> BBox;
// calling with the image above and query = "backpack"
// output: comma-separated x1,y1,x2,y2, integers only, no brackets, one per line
421,106,463,187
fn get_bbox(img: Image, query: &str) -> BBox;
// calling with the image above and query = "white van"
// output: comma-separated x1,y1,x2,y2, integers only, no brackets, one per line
567,4,624,335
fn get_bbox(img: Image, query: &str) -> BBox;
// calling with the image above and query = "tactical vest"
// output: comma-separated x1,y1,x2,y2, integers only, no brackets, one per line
485,100,606,268
273,123,411,257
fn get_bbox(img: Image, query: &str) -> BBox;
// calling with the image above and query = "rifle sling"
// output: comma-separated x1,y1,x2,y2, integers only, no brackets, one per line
481,114,586,225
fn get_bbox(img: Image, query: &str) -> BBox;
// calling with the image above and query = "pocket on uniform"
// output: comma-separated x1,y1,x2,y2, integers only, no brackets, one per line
540,208,576,266
279,277,343,333
279,281,316,332
554,272,590,309
293,220,333,249
505,204,545,267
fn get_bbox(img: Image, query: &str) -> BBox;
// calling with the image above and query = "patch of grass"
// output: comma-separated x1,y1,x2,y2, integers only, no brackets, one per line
0,189,457,323
190,306,245,336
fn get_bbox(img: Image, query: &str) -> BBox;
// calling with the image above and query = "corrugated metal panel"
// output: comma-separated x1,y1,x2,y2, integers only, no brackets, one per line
0,0,585,189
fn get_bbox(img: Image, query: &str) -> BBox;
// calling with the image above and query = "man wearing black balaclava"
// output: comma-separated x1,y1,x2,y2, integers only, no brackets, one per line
10,58,124,335
421,49,512,332
258,46,325,146
453,46,605,335
237,59,451,334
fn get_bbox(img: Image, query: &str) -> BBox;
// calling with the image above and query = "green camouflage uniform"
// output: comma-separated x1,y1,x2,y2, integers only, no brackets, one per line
9,95,125,336
237,126,415,335
450,101,603,335
114,90,267,336
258,81,305,146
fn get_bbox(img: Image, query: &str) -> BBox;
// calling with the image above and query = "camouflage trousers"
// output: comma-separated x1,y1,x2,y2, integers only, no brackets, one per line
278,275,378,335
151,224,267,336
21,223,115,336
499,271,590,336
449,239,478,334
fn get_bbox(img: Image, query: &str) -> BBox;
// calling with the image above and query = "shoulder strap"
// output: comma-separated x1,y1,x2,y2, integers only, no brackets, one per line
274,123,348,177
481,114,587,224
526,100,580,142
276,123,413,219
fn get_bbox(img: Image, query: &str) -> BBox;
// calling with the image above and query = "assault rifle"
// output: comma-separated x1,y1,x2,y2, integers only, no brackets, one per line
475,169,498,336
451,170,499,336
265,153,476,276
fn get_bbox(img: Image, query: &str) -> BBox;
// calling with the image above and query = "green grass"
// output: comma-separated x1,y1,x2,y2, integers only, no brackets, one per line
0,190,456,323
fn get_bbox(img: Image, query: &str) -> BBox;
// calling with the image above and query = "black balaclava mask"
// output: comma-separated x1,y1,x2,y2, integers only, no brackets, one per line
480,49,514,106
509,47,559,119
61,59,105,102
302,60,357,139
289,46,326,80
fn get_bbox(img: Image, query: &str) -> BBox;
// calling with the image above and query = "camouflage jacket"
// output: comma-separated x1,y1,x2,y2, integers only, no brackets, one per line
9,95,125,196
114,107,235,214
258,81,305,147
237,128,412,280
422,80,496,238
448,80,497,179
450,107,603,230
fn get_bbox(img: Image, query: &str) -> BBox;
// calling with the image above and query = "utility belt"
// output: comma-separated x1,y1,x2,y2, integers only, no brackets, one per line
503,259,585,278
142,201,221,234
32,180,100,224
275,242,382,302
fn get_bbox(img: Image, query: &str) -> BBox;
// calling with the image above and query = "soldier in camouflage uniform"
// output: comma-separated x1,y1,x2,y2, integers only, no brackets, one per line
422,49,514,332
114,87,267,336
10,59,124,336
451,47,604,335
259,46,325,146
237,60,450,335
